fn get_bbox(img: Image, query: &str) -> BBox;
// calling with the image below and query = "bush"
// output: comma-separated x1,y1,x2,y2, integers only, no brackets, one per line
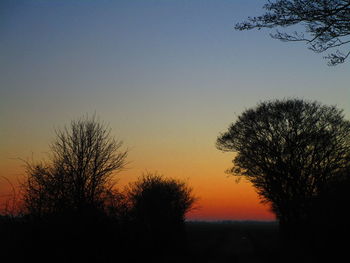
126,173,197,260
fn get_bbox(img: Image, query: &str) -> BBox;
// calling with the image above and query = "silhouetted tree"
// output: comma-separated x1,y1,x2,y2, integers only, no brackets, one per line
216,99,350,238
18,116,128,263
235,0,350,65
22,115,127,218
126,173,197,260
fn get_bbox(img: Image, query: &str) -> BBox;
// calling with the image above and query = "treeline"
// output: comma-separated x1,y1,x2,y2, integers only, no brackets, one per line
2,98,350,263
0,116,196,263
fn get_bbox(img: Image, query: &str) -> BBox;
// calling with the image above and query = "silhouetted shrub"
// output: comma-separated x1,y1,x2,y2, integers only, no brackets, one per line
126,173,197,261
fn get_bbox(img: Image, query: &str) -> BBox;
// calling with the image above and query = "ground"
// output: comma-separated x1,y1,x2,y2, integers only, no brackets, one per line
186,221,280,263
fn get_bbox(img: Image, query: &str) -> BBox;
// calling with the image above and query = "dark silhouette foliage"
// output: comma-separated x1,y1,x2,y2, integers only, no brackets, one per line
22,115,127,218
126,173,197,261
306,170,350,261
2,115,198,262
13,116,128,263
216,99,350,239
235,0,350,65
127,173,196,223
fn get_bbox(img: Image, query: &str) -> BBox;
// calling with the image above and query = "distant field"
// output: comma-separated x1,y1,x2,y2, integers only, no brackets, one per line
185,221,280,263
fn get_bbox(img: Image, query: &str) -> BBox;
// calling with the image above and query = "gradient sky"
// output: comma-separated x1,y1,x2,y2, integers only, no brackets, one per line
1,0,349,220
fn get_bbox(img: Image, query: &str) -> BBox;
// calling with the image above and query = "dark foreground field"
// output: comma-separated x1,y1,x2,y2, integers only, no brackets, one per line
2,219,333,263
186,221,281,263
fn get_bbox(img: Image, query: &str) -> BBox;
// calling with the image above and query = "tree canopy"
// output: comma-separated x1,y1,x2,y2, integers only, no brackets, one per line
235,0,350,65
216,99,350,226
127,173,197,223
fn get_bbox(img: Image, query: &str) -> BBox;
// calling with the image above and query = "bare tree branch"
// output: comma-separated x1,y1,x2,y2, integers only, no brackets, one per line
235,0,350,65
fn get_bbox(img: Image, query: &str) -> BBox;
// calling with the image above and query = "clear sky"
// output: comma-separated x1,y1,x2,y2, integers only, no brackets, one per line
1,0,349,220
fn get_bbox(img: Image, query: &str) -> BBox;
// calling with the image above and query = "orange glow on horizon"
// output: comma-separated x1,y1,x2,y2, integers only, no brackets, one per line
0,160,275,221
186,177,275,221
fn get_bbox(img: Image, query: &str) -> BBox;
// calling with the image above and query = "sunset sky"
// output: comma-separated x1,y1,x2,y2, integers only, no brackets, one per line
1,0,349,221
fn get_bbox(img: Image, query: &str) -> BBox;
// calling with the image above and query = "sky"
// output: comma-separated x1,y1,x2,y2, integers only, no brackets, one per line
1,0,349,221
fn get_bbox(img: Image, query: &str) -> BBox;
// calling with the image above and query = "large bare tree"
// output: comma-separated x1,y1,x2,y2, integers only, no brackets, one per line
22,116,127,217
235,0,350,65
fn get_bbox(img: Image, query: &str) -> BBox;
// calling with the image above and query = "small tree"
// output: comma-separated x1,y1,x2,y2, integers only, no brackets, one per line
126,173,197,255
216,99,350,235
127,173,196,223
22,115,128,217
235,0,350,65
